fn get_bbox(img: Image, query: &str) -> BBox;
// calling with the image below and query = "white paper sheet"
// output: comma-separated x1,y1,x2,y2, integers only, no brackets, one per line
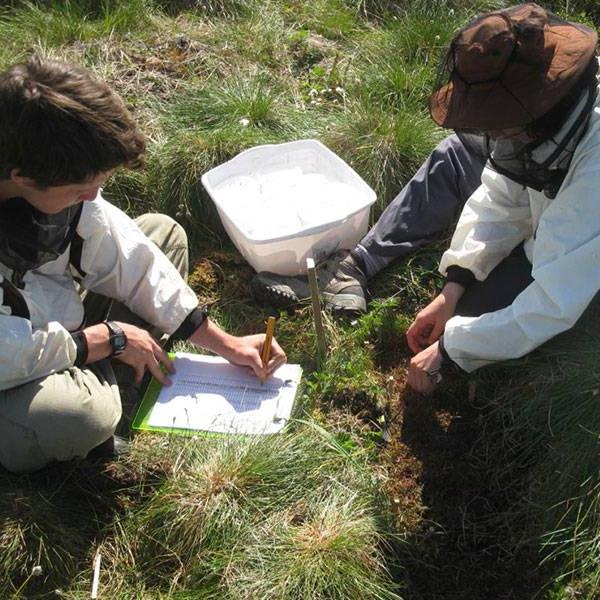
147,353,302,434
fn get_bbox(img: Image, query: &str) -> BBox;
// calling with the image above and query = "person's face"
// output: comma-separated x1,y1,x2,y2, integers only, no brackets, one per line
487,126,533,142
10,170,112,214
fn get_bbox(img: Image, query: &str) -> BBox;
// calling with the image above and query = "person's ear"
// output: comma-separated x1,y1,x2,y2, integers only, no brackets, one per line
9,169,35,188
10,168,24,184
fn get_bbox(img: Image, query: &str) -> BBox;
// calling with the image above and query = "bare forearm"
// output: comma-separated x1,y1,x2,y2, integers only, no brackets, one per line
82,323,112,363
440,281,466,305
188,318,235,355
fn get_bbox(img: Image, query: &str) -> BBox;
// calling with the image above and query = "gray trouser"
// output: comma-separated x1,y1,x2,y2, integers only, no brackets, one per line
354,135,533,316
355,135,487,276
0,213,189,473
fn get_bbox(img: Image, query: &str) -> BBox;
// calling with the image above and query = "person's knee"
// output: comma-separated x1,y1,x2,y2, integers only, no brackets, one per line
0,422,47,473
0,368,121,472
38,374,121,462
135,213,188,250
135,213,189,277
434,134,464,158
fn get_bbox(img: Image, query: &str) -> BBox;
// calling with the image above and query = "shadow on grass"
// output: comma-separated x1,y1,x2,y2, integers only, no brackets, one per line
396,380,543,600
1,460,126,596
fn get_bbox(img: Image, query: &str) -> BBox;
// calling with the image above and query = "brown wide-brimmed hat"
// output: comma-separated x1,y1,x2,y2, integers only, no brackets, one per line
429,3,598,130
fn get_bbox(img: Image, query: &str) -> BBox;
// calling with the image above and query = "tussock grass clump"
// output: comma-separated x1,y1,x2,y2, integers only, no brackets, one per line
58,533,150,600
378,11,459,65
229,491,402,599
357,54,435,113
154,0,258,19
474,301,600,594
164,74,287,132
103,168,153,216
350,9,460,109
344,0,507,20
102,428,400,597
325,104,442,215
210,10,291,69
547,0,600,25
283,0,363,41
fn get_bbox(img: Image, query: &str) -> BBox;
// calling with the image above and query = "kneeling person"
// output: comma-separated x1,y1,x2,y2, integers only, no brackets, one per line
0,56,286,473
253,3,600,393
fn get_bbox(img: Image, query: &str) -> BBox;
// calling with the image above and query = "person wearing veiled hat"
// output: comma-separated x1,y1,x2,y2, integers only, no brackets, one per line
253,3,600,393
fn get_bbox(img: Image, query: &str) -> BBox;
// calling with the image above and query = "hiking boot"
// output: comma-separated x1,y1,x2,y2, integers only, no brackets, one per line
251,271,311,308
86,435,129,462
251,250,368,314
320,252,368,313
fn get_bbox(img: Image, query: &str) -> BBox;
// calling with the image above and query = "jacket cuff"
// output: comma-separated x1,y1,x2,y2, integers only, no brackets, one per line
71,331,88,367
445,265,476,288
439,335,465,374
171,304,210,341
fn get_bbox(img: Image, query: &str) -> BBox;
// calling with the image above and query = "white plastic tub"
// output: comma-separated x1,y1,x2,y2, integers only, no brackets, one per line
201,139,376,275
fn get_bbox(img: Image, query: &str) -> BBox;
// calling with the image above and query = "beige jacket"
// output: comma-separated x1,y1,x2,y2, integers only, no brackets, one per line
0,196,198,390
439,84,600,372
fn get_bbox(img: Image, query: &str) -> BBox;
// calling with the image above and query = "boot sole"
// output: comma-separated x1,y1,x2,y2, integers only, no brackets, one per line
322,292,367,314
251,278,300,308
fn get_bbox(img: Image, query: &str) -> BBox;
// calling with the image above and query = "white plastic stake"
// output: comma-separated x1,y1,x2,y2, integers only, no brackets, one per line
91,550,101,599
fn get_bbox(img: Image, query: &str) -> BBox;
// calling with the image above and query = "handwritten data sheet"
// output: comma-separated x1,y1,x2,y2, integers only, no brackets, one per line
147,353,302,434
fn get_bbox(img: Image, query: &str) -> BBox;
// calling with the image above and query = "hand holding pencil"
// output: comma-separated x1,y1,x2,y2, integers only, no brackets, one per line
188,311,286,379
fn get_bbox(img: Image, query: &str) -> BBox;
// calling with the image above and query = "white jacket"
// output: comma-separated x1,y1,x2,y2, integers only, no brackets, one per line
439,82,600,373
0,196,198,390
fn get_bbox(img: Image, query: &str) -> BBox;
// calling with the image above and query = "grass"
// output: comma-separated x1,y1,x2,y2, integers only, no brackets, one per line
47,429,401,598
325,104,442,215
1,0,599,598
471,301,600,596
230,490,399,599
0,0,154,64
164,75,286,131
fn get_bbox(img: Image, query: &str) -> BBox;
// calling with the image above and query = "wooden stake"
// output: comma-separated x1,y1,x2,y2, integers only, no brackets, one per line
91,550,101,599
306,258,327,360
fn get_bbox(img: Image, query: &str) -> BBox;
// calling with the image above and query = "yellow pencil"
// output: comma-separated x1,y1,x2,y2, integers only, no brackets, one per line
260,316,276,379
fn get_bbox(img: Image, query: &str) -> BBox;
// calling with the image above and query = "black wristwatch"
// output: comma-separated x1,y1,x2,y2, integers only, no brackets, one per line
104,321,128,357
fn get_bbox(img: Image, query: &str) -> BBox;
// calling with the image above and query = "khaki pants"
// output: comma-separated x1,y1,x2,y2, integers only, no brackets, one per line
0,213,189,473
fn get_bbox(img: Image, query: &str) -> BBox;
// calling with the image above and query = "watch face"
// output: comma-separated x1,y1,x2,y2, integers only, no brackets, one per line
112,334,127,354
106,322,127,355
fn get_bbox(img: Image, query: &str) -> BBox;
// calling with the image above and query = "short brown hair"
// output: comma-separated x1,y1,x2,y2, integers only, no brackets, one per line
0,55,146,187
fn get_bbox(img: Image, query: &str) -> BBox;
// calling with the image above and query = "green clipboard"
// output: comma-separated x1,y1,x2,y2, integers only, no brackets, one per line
131,352,302,435
131,352,180,434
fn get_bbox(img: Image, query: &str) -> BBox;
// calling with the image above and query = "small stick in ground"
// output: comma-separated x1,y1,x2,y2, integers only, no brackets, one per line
306,258,327,361
91,549,101,599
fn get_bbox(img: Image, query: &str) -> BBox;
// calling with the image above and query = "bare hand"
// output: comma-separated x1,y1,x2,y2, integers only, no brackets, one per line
407,341,443,394
114,322,174,386
406,282,464,353
219,333,287,379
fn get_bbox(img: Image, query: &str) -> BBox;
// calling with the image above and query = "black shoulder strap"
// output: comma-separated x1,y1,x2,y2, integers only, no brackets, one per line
68,203,87,279
69,231,86,278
